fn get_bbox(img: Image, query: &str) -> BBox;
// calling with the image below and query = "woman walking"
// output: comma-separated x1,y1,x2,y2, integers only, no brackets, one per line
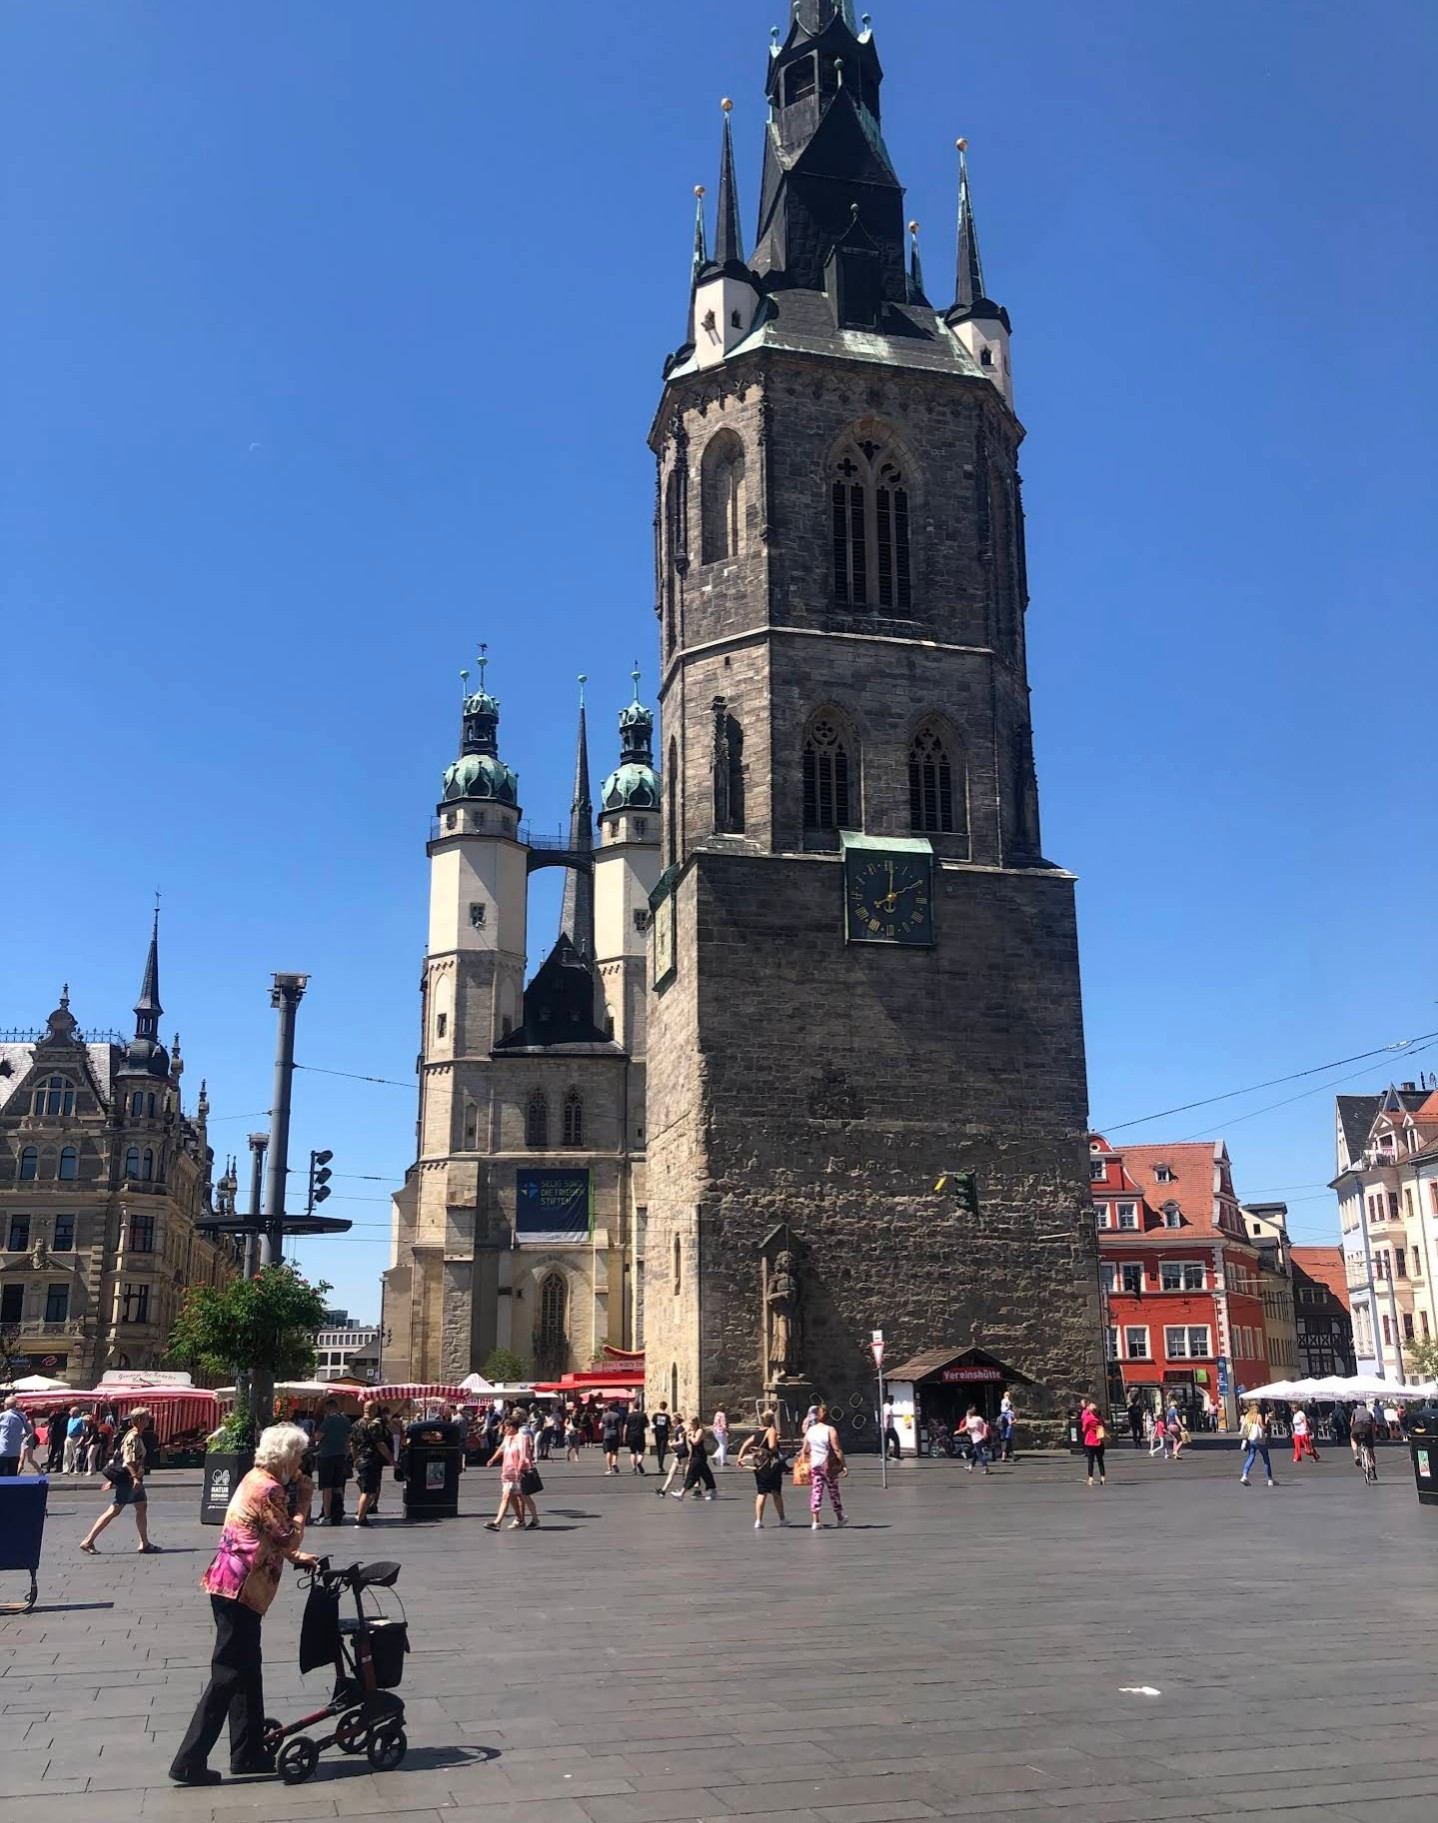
1292,1404,1320,1465
1239,1404,1275,1487
1080,1398,1107,1487
712,1408,730,1470
656,1414,688,1496
168,1423,318,1785
486,1416,536,1531
678,1415,717,1500
803,1405,848,1529
79,1407,159,1553
737,1410,789,1528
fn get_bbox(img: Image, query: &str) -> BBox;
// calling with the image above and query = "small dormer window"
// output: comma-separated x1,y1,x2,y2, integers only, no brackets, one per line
1163,1202,1182,1229
1089,1159,1106,1182
1155,1164,1174,1183
784,55,816,105
980,346,993,368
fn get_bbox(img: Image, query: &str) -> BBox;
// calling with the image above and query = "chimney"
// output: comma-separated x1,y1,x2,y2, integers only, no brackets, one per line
1401,1081,1416,1093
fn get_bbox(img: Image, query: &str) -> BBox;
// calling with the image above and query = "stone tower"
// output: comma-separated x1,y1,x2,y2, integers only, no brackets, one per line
384,667,659,1381
643,2,1103,1430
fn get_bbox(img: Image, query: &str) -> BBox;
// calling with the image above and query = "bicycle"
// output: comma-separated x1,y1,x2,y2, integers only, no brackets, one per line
1353,1438,1378,1483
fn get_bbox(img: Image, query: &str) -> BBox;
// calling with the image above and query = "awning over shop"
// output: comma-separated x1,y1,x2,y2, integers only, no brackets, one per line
884,1345,1039,1389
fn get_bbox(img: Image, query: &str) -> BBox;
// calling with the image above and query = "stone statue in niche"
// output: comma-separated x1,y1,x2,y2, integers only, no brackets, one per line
767,1249,801,1381
30,1238,49,1272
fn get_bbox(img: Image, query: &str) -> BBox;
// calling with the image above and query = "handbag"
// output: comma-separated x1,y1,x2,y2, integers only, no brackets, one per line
101,1455,131,1489
520,1465,543,1496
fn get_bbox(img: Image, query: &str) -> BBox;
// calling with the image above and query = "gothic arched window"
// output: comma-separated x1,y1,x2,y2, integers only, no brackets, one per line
700,430,745,564
58,1146,78,1181
141,1148,154,1182
562,1089,583,1148
802,711,855,833
831,440,912,612
125,1146,140,1180
673,1234,682,1296
19,1146,38,1181
667,737,679,864
130,1091,144,1118
909,723,965,836
525,1090,549,1151
536,1273,568,1375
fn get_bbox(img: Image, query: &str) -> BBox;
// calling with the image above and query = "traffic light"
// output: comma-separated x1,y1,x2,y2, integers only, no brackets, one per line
934,1170,981,1216
308,1148,334,1211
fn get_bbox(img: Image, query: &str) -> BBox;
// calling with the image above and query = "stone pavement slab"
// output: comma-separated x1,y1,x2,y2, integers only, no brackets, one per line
5,1449,1438,1822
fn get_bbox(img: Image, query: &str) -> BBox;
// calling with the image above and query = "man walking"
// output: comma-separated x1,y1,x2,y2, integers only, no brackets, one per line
349,1399,392,1528
882,1397,902,1462
1127,1396,1145,1449
624,1400,648,1474
314,1397,353,1525
652,1402,672,1474
600,1402,624,1474
0,1397,28,1477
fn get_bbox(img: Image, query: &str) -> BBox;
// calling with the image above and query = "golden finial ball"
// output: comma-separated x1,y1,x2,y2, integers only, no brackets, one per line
908,220,919,234
721,97,734,112
956,136,968,152
695,184,706,197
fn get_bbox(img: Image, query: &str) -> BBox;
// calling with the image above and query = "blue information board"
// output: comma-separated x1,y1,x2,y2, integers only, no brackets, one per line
516,1168,592,1244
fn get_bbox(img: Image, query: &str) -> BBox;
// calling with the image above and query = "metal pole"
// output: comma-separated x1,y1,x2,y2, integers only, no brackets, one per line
260,974,307,1267
878,1364,888,1490
244,1133,268,1279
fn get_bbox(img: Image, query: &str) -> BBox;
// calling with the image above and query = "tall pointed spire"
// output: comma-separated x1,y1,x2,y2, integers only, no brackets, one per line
134,908,162,1036
714,99,743,269
907,219,928,306
691,184,708,287
558,677,595,960
954,138,985,312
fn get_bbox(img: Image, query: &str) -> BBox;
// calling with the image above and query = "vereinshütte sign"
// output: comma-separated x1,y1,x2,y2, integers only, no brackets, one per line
941,1366,1004,1383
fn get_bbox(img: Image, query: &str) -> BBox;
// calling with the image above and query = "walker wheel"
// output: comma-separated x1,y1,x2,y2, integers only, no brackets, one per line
335,1708,368,1753
366,1724,406,1772
262,1719,283,1753
279,1737,319,1785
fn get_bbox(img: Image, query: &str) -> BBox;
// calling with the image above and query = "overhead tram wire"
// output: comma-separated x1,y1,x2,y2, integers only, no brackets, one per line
1173,1036,1438,1144
1098,1028,1438,1133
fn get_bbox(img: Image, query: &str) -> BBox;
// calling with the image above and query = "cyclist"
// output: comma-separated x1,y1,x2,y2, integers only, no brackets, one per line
1350,1402,1378,1481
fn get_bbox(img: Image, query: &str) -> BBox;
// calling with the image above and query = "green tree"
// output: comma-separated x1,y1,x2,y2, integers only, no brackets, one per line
480,1347,530,1384
169,1265,331,1383
1401,1337,1438,1383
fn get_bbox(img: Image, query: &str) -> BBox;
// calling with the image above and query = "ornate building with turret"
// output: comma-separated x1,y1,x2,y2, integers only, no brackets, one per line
383,667,661,1381
0,921,237,1386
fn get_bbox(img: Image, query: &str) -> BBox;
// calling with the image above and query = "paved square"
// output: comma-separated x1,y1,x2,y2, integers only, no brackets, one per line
4,1444,1438,1823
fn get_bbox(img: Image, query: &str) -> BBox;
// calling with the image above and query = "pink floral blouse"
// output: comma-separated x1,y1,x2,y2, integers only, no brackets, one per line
201,1467,308,1615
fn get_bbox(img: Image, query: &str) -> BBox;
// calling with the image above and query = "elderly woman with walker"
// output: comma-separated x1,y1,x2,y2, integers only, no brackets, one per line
168,1423,319,1785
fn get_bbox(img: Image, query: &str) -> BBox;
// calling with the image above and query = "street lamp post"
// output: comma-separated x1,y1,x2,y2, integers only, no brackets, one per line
260,974,307,1268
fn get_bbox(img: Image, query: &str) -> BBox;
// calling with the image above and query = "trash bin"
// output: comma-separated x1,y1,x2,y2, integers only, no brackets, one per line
0,1476,49,1612
402,1419,463,1520
1407,1400,1438,1507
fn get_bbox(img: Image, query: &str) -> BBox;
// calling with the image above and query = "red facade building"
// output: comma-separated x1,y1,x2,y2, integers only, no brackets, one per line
1090,1136,1269,1429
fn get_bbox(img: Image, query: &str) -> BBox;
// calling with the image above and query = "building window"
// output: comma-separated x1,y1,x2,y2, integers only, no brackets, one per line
436,1013,447,1039
1160,1262,1205,1291
535,1272,568,1375
1163,1203,1183,1229
633,908,651,933
121,1283,151,1325
58,1146,78,1181
673,1233,682,1297
1117,1203,1138,1231
801,712,854,832
831,442,912,611
52,1214,75,1252
1396,1248,1407,1278
1124,1327,1149,1360
130,1213,156,1253
0,1285,21,1325
1105,1325,1118,1360
908,723,965,836
125,1146,141,1181
19,1147,38,1182
131,1091,145,1117
32,1076,75,1118
7,1215,30,1253
525,1091,549,1150
1404,1312,1415,1341
1154,1165,1174,1183
667,738,679,863
469,902,486,928
44,1283,69,1324
700,429,745,564
141,1148,154,1182
1089,1159,1106,1182
562,1089,583,1148
1093,1205,1108,1229
1423,1310,1431,1340
1120,1262,1143,1294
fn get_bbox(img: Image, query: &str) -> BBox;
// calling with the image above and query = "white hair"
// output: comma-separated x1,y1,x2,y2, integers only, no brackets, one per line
255,1422,310,1477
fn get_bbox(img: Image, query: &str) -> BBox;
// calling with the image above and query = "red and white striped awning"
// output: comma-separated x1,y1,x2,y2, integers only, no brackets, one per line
367,1383,471,1403
12,1386,218,1443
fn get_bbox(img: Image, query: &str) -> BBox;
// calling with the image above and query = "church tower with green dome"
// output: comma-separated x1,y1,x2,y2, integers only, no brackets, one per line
385,664,656,1385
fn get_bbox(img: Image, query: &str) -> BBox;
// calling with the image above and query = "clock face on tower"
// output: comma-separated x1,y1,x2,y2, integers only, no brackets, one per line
844,849,935,946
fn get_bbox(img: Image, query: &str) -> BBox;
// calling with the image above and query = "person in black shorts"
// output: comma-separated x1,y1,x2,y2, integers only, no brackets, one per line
652,1402,672,1473
313,1397,354,1525
601,1403,624,1475
349,1398,393,1527
624,1403,648,1474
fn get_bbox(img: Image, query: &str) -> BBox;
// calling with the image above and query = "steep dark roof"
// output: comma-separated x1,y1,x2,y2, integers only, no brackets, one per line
495,936,618,1054
1337,1094,1381,1164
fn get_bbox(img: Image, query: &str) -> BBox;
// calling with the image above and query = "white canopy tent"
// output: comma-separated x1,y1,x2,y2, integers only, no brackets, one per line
1240,1375,1438,1403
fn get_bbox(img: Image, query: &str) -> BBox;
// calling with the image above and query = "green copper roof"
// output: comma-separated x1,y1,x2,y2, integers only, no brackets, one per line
442,751,519,807
600,761,660,812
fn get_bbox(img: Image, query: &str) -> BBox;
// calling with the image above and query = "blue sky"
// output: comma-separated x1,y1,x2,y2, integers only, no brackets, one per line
4,2,1436,1320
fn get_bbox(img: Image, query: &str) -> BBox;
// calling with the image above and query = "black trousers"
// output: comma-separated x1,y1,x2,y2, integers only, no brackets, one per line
171,1596,265,1774
683,1452,716,1493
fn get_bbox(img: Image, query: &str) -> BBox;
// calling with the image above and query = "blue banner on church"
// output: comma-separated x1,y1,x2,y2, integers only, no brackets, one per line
515,1168,592,1244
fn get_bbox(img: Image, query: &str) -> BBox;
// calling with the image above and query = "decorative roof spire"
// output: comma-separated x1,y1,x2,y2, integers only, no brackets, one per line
691,184,708,287
558,677,595,959
907,219,928,305
601,665,660,817
954,139,984,311
134,909,162,1035
441,643,520,810
714,99,744,269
